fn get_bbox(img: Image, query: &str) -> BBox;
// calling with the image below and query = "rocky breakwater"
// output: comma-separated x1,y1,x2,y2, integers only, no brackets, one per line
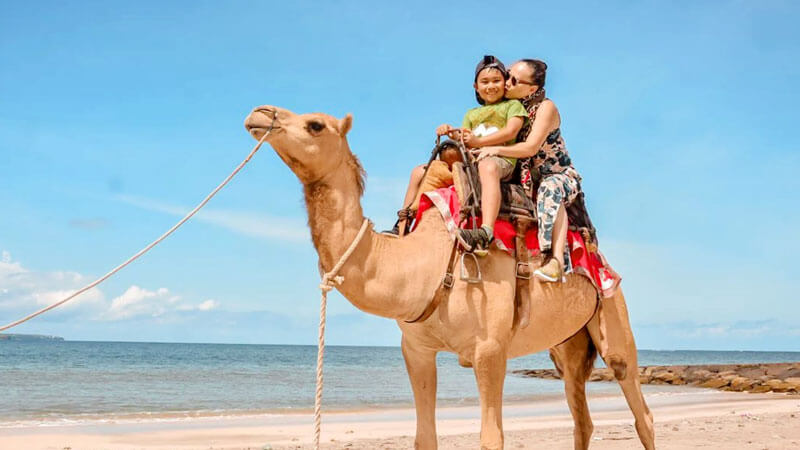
512,362,800,394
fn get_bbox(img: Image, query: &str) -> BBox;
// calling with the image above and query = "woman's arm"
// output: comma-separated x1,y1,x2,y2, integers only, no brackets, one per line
465,116,524,148
474,101,560,160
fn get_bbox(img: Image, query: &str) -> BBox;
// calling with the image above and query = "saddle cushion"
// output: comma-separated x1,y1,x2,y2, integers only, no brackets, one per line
413,186,622,298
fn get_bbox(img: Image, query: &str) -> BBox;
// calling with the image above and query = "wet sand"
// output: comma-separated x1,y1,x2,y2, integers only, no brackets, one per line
2,390,799,449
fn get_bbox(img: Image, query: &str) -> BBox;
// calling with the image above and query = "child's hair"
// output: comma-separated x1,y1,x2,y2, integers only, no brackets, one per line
474,55,507,105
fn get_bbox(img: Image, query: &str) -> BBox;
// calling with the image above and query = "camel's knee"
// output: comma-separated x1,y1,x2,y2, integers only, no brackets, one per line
607,354,628,381
474,339,505,363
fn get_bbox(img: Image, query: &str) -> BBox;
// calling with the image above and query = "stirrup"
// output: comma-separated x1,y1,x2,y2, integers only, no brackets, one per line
460,252,482,283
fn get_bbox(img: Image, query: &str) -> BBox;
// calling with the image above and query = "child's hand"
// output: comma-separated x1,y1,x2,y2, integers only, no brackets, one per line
463,130,480,148
436,124,453,136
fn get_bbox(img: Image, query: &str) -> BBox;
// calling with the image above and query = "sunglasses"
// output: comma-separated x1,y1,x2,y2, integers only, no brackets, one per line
509,75,535,87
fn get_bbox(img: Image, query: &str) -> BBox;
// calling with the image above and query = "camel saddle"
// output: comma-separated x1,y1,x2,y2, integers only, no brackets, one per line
407,140,598,329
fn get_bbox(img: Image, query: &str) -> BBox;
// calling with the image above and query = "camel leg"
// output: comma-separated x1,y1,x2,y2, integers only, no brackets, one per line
402,337,438,450
550,328,596,450
587,291,655,450
473,339,507,450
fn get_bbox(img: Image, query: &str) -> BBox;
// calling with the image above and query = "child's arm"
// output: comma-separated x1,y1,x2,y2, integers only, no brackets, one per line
474,101,559,160
464,116,524,148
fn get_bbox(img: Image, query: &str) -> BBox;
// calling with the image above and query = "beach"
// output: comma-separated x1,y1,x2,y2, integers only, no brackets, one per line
3,343,800,449
2,390,799,449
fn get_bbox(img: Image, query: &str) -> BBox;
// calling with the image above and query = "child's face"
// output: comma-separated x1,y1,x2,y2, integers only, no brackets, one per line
473,68,505,104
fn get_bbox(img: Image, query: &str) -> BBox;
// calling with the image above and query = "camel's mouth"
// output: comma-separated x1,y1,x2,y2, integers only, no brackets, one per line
244,108,281,141
246,125,280,140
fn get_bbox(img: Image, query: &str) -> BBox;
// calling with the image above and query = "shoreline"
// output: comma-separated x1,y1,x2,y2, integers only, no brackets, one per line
2,390,799,449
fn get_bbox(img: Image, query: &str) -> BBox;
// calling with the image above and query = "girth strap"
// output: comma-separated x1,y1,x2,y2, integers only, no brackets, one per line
405,240,459,323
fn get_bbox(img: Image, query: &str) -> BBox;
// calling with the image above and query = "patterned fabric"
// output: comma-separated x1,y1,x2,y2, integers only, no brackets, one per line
536,171,580,272
516,92,577,199
413,185,622,298
537,171,580,250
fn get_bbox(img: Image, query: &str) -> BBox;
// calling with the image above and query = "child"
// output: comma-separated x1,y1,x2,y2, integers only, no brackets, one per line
393,55,527,255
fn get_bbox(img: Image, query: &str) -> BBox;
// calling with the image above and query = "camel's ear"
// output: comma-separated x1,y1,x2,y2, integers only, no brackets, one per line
337,113,353,137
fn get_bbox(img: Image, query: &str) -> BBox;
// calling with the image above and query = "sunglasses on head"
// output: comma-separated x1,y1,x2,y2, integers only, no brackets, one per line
509,75,534,87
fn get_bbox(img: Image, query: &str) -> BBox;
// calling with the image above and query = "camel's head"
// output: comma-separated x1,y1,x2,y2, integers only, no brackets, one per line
244,105,353,184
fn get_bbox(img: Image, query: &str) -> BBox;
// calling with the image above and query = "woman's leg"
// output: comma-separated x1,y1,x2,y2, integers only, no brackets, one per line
551,203,568,267
535,173,577,281
536,175,564,255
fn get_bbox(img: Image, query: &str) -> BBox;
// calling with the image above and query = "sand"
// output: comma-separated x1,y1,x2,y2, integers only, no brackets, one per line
1,390,799,449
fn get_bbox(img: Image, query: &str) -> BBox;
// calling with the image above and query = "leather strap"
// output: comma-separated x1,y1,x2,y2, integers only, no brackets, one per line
513,218,533,329
406,241,459,323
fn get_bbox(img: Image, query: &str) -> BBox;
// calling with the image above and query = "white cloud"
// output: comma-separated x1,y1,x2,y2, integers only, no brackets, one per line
0,251,104,313
115,194,309,243
0,250,221,327
196,299,218,311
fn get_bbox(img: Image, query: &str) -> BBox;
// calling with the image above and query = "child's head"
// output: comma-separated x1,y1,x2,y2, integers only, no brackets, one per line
473,55,507,105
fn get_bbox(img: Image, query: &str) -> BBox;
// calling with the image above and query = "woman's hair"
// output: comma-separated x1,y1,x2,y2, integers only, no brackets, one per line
518,59,547,88
474,55,507,105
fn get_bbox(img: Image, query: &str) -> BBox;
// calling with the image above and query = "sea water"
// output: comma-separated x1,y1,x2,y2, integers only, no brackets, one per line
1,341,798,427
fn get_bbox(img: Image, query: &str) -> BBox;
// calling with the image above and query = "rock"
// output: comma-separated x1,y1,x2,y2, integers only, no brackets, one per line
589,372,605,382
766,379,795,393
730,377,754,391
652,370,677,383
672,378,686,385
684,369,712,383
784,377,800,385
774,366,800,379
748,385,772,394
701,378,730,389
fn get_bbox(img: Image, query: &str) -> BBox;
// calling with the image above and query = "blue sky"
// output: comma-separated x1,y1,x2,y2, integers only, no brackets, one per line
1,1,798,350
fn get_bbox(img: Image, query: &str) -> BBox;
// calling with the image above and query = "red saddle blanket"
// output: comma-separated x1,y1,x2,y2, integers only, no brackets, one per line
413,186,621,298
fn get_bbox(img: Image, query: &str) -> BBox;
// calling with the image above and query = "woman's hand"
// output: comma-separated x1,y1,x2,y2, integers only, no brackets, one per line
471,146,501,161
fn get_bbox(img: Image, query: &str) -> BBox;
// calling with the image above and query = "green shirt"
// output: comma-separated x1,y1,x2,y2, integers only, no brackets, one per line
461,99,527,166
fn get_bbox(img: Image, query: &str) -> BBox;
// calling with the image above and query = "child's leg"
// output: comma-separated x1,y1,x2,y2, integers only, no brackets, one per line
457,157,513,254
402,164,427,209
478,158,502,229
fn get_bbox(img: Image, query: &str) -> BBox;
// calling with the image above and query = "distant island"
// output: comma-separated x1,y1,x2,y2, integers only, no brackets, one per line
0,333,64,342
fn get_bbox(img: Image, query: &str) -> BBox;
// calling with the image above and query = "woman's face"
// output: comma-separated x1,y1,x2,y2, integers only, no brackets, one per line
505,63,538,99
473,68,505,104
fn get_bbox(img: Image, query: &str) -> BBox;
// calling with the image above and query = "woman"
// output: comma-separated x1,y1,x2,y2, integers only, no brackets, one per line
474,59,582,282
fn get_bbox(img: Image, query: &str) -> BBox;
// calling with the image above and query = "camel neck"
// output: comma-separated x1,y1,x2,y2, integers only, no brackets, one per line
301,157,445,320
303,165,366,272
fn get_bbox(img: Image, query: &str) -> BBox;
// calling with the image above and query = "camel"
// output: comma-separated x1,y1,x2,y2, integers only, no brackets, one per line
244,105,654,450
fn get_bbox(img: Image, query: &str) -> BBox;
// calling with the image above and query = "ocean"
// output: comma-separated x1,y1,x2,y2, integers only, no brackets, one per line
1,340,798,427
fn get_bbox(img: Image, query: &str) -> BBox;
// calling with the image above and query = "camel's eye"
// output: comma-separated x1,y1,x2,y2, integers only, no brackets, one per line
306,120,325,134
